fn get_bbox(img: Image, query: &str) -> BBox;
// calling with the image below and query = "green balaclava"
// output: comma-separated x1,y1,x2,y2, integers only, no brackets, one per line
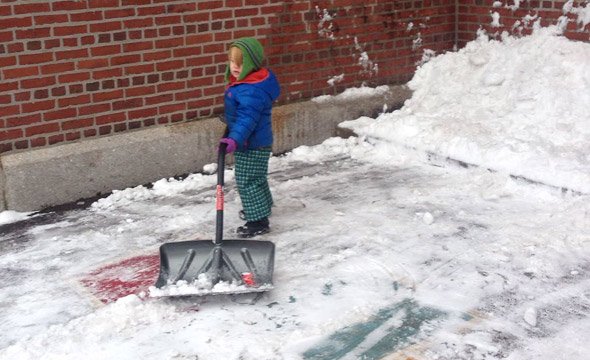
225,37,265,82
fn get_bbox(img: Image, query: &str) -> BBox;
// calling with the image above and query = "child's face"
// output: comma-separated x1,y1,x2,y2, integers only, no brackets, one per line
228,47,243,79
230,59,242,79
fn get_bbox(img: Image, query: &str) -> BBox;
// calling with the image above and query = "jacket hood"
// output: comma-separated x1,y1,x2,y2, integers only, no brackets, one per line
225,37,265,82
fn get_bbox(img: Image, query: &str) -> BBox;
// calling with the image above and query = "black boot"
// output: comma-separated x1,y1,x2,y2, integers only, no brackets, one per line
237,218,270,238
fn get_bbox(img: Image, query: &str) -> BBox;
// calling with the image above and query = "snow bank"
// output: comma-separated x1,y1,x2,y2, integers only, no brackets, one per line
342,26,590,193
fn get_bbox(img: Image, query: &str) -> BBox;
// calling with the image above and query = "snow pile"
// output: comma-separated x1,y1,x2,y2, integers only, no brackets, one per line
91,173,218,211
342,26,590,193
0,210,31,226
0,295,180,360
312,85,390,103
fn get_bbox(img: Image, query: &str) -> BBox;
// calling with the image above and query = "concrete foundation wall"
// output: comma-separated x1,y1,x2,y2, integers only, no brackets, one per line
0,85,411,212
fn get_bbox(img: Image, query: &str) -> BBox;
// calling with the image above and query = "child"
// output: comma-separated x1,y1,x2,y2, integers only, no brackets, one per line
219,37,281,238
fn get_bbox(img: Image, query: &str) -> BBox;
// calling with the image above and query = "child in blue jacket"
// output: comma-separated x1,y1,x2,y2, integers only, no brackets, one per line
219,38,281,238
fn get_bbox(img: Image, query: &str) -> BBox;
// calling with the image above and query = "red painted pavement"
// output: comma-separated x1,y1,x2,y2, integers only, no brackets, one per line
80,254,160,304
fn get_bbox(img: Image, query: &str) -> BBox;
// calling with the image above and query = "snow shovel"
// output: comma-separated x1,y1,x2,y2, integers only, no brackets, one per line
150,142,275,297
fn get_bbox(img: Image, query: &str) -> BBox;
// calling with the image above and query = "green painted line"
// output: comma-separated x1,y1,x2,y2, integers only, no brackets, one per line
302,298,446,360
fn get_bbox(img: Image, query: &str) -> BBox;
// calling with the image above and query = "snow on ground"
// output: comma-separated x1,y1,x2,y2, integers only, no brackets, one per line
0,26,589,360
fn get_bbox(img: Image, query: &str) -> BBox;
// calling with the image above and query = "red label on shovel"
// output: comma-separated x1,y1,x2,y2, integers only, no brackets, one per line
216,185,224,211
241,272,256,286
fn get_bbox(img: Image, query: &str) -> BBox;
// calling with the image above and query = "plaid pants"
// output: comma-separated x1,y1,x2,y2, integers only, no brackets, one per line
234,149,273,222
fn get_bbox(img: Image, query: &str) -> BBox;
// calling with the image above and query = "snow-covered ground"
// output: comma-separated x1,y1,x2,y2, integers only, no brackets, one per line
1,26,589,360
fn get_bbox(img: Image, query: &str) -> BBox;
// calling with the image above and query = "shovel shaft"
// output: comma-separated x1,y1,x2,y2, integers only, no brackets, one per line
215,143,227,245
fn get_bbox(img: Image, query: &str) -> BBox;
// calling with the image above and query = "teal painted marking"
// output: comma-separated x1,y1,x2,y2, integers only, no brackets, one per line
302,298,446,360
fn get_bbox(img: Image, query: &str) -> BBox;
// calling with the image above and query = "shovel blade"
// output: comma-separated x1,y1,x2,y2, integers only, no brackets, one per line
152,239,275,297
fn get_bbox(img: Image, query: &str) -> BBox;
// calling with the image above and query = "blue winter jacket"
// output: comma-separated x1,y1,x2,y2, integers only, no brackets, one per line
224,68,280,151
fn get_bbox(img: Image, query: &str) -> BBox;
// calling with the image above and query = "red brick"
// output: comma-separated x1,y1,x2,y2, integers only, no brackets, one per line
84,128,97,137
159,81,185,92
0,5,11,16
0,95,10,104
111,54,141,66
78,59,109,69
1,128,23,140
61,117,94,130
155,60,184,72
89,0,119,8
145,93,173,105
14,3,50,14
6,114,41,127
58,94,90,107
125,85,156,98
137,5,166,16
92,90,124,102
95,112,126,125
25,122,60,137
128,107,158,120
112,98,143,110
0,30,13,42
3,66,39,79
30,137,47,148
122,0,150,4
143,50,172,62
91,45,122,57
48,133,65,145
173,47,202,57
0,56,17,67
155,37,184,49
2,17,32,28
43,108,77,122
0,105,20,118
124,18,154,29
124,41,154,53
41,62,75,75
54,25,88,36
186,34,214,45
70,11,103,22
55,49,89,61
198,1,224,10
105,8,135,19
89,21,122,33
52,1,87,11
78,103,111,116
20,76,56,89
15,27,51,39
124,64,155,75
92,68,123,80
65,131,82,141
155,15,182,26
58,72,90,83
19,52,53,65
159,104,186,115
235,8,259,17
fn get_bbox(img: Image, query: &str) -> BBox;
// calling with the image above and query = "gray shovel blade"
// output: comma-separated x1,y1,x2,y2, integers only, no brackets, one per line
153,239,275,296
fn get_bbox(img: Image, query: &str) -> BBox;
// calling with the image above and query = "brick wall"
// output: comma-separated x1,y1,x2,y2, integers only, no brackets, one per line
1,0,588,155
0,0,455,154
458,0,590,45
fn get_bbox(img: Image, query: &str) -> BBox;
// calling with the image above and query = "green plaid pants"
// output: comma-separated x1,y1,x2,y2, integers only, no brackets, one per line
234,148,273,222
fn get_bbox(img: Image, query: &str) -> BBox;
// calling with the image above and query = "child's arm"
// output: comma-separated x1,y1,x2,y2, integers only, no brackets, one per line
227,90,266,148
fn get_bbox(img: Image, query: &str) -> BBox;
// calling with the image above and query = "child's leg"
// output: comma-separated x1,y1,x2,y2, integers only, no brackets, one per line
234,149,273,222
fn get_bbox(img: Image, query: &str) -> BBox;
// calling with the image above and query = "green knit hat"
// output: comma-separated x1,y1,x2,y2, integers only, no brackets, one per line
225,37,265,82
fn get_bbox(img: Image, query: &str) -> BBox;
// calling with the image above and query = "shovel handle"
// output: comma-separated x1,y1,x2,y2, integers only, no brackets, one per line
215,142,227,245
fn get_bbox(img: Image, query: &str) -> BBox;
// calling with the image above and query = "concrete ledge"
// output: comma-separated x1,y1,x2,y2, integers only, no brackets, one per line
0,85,411,212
